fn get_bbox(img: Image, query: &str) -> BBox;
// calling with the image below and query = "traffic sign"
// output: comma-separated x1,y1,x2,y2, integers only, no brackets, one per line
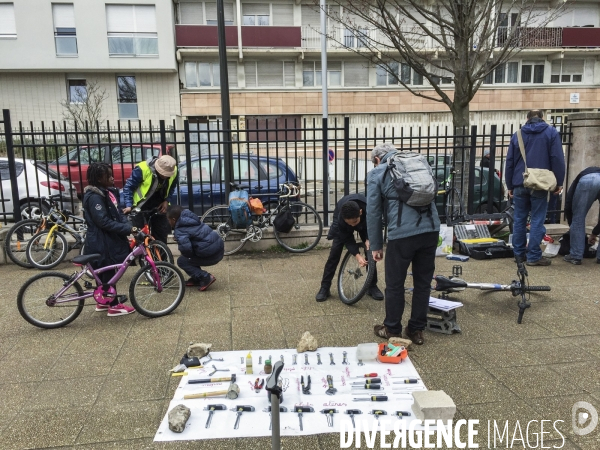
328,149,335,162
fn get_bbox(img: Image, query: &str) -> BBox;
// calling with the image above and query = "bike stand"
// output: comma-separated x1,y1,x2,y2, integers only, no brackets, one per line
426,307,461,334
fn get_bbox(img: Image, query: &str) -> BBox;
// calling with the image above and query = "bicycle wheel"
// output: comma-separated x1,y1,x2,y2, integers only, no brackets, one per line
4,219,45,268
140,239,174,265
201,205,247,255
337,243,376,305
445,188,463,225
273,202,323,253
129,261,185,318
26,230,69,270
17,272,84,329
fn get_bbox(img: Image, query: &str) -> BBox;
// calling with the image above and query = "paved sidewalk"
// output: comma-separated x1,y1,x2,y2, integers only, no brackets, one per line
0,248,599,449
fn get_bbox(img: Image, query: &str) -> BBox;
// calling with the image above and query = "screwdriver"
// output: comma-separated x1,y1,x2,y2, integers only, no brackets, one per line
351,378,381,385
370,409,387,425
392,378,419,384
345,409,362,428
351,373,378,378
393,411,412,418
203,404,226,428
352,395,388,402
294,406,314,431
351,384,384,390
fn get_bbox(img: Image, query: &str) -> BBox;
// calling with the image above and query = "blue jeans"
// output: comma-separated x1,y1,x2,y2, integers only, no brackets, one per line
570,173,600,260
512,186,549,262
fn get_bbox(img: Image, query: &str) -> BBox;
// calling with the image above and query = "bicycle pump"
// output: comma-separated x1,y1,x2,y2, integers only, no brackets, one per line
266,360,284,450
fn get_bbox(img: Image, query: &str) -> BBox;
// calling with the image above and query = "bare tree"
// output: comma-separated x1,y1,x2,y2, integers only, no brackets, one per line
60,80,108,134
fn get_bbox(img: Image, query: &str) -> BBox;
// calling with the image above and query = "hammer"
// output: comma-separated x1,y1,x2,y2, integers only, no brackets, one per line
184,374,240,400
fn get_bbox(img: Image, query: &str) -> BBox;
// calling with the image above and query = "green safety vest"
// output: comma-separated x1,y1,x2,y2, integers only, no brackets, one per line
132,160,177,208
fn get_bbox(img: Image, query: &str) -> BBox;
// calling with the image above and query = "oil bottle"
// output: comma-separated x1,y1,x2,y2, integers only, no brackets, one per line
246,351,253,374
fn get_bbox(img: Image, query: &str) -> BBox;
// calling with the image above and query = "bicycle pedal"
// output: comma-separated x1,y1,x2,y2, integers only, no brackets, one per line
84,281,94,289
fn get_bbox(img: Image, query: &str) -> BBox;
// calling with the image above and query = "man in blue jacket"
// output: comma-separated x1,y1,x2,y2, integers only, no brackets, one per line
505,110,565,266
166,205,224,291
367,144,440,345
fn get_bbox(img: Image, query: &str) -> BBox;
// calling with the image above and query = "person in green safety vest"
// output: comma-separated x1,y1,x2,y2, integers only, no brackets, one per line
122,155,178,244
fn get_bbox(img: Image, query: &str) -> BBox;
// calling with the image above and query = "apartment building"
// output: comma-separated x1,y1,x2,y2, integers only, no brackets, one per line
175,0,600,139
0,0,180,126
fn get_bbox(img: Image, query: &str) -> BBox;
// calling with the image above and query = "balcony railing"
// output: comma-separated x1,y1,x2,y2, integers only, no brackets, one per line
496,27,562,48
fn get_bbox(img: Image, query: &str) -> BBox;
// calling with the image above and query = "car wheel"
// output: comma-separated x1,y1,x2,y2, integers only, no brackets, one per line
20,202,49,221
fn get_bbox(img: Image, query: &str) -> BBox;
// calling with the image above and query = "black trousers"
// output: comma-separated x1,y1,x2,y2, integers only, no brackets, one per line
320,238,378,289
131,212,171,244
177,249,224,279
383,232,437,334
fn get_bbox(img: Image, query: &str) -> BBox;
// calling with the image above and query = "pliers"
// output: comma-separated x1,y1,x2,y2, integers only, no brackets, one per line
254,378,264,393
301,375,311,394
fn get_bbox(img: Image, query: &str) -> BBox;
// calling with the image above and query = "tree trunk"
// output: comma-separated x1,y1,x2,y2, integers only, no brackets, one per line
451,99,471,215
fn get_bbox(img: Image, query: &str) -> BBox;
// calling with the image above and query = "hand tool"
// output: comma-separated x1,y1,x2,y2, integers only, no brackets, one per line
184,375,239,399
351,378,381,385
321,408,338,427
189,375,235,384
294,406,314,431
202,354,224,363
231,405,255,429
329,353,336,365
266,360,285,449
345,409,362,428
325,375,337,395
254,378,265,393
358,360,364,366
351,384,384,390
301,375,311,394
304,354,309,365
264,406,288,430
370,409,388,426
393,411,412,418
316,353,322,365
352,395,388,402
351,373,378,379
292,354,297,365
342,351,349,365
259,356,263,365
280,355,284,363
203,404,226,428
392,378,420,384
240,357,244,364
208,364,230,376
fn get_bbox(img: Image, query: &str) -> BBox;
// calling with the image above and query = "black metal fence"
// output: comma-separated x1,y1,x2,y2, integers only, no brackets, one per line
0,109,572,226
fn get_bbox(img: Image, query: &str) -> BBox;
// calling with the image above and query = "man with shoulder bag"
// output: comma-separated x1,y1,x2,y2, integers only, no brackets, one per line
505,110,565,266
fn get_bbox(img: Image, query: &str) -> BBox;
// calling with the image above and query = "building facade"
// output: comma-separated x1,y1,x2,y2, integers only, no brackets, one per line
0,0,180,126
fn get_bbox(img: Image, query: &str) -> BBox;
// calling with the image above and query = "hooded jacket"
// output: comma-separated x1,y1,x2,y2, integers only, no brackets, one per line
327,193,368,256
505,118,566,190
366,151,440,251
564,167,600,234
83,185,132,268
173,209,224,259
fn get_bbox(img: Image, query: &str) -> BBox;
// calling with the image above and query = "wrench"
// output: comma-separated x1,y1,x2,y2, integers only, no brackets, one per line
203,354,224,363
316,353,322,365
304,354,309,365
209,365,230,376
325,375,337,395
342,351,349,365
292,354,297,365
329,353,336,365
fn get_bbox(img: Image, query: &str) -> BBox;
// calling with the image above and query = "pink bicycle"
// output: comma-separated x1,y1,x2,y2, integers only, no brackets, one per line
17,229,186,329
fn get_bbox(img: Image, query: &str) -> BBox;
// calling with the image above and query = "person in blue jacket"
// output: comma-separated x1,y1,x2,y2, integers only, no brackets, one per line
83,163,136,316
505,110,565,266
166,205,224,291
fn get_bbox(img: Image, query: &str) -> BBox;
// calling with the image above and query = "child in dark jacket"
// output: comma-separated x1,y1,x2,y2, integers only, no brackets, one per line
166,205,224,291
83,163,136,316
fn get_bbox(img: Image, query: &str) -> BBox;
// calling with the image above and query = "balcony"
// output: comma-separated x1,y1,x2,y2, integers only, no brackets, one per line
175,25,301,47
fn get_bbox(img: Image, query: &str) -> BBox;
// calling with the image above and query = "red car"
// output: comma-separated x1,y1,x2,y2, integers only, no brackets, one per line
49,144,173,197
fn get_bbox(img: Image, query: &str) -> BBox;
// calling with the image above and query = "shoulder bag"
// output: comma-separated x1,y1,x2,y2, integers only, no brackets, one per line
516,129,557,192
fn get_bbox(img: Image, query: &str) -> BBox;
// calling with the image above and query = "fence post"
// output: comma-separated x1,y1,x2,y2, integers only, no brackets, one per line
2,109,21,221
343,116,350,196
183,120,194,211
322,117,329,226
466,126,477,215
159,120,167,155
487,125,497,214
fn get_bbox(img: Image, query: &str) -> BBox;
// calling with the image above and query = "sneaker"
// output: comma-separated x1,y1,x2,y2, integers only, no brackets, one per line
563,254,582,265
404,328,425,345
526,257,552,266
367,286,384,301
315,287,331,302
186,277,202,287
107,304,136,316
95,303,110,312
373,324,401,339
198,274,216,292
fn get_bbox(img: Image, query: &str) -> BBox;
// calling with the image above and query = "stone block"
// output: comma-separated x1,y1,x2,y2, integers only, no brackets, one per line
411,390,456,422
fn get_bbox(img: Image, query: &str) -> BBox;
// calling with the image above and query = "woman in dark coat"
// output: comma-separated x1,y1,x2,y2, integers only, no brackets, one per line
82,162,136,316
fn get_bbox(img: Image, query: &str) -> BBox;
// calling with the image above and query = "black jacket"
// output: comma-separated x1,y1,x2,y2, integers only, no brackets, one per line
565,167,600,235
173,209,224,259
83,186,133,268
327,193,368,255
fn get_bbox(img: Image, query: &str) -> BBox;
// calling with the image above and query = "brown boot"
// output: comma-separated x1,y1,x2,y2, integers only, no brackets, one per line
404,328,424,345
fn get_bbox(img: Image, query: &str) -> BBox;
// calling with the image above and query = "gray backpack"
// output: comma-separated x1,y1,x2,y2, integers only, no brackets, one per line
384,151,438,227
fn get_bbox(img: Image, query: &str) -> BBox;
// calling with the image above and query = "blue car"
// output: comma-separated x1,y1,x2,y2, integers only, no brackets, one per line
170,154,299,214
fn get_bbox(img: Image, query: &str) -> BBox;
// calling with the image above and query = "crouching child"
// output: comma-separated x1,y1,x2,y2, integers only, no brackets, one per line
166,205,224,291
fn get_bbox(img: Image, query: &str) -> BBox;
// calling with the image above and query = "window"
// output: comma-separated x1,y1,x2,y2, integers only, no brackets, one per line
185,61,237,88
117,76,138,119
521,62,544,83
343,28,368,48
68,79,87,103
303,61,341,87
106,4,157,56
344,61,369,87
205,2,234,25
484,62,519,84
259,160,282,179
242,3,270,26
376,63,423,86
245,61,295,87
221,158,260,181
0,3,16,38
52,3,77,55
183,158,215,183
551,60,584,84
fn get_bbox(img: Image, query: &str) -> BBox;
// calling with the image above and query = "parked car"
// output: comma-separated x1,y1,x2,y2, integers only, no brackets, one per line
48,143,173,197
170,154,299,214
0,158,80,221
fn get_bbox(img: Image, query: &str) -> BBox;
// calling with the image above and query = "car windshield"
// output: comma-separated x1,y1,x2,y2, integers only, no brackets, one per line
56,146,107,164
35,162,67,180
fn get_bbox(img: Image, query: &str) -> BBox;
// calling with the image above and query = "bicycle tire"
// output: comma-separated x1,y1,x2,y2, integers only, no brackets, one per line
337,243,376,305
129,261,185,318
273,202,323,253
17,271,84,329
4,219,45,268
445,188,463,225
140,239,174,265
26,229,69,270
201,205,247,255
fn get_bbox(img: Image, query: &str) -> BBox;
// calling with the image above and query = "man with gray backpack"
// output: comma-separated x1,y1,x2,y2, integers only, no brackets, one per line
367,143,440,345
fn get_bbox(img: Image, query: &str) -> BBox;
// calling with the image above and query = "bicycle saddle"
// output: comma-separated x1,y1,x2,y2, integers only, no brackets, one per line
72,254,102,265
434,275,467,292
